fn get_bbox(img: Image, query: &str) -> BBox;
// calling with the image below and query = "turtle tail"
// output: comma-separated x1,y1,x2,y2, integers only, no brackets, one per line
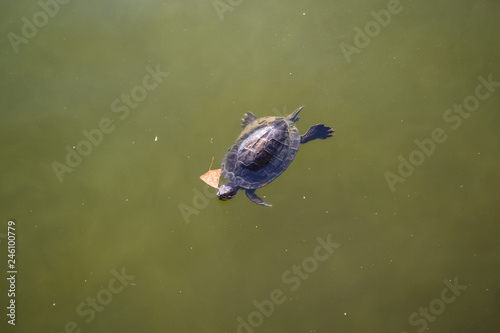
287,106,304,122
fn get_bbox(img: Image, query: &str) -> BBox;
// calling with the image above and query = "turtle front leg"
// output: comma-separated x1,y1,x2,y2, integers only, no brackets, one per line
300,124,334,144
245,189,272,207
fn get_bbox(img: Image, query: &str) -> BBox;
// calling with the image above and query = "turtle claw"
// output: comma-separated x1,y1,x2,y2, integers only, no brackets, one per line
246,189,272,207
300,124,334,144
242,112,258,128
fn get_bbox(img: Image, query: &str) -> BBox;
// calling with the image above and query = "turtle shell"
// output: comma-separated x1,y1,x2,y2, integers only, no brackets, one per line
221,116,300,189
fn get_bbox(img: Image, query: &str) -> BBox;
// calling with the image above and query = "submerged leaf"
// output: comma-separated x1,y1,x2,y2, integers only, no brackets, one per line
199,156,221,189
200,169,221,189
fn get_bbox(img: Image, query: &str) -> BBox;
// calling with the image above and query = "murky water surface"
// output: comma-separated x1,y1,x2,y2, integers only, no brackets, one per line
1,1,499,332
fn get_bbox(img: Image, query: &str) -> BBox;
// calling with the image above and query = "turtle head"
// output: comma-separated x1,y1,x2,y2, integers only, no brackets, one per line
217,182,238,201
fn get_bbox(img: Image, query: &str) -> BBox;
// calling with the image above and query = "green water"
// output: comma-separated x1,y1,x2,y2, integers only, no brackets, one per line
1,1,499,332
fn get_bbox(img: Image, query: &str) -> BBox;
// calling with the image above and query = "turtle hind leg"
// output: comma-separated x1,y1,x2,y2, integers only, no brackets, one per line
241,112,257,128
300,124,334,144
245,189,272,207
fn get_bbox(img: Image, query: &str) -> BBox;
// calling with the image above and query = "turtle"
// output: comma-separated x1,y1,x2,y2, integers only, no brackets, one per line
216,106,334,207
